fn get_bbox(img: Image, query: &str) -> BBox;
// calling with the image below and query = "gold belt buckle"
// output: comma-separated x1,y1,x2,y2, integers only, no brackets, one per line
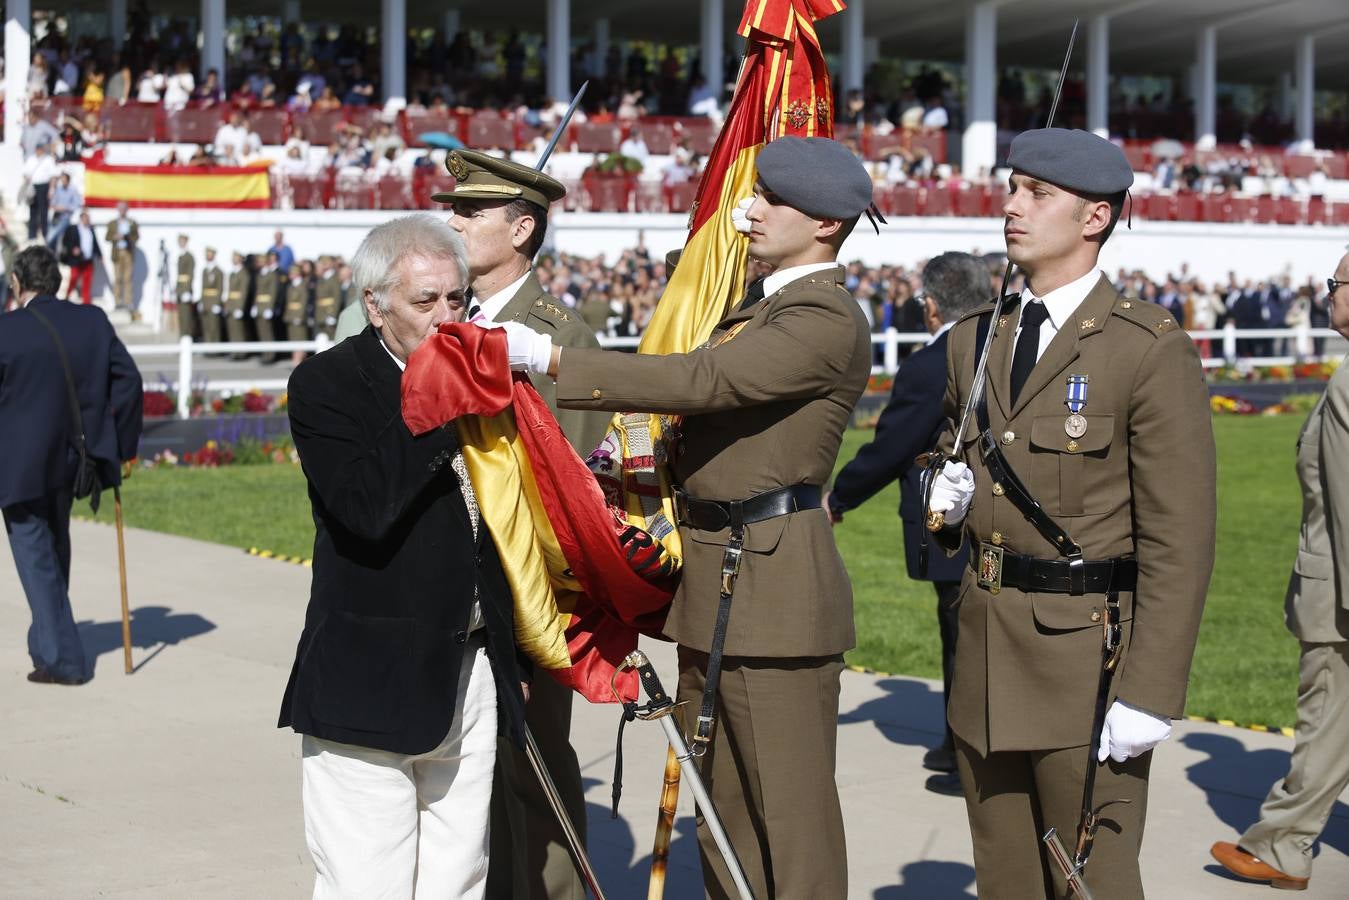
977,542,1004,595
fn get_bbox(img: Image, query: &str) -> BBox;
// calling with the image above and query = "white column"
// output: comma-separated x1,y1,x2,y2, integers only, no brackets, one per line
1294,34,1315,152
546,0,570,104
700,0,723,95
4,0,31,150
962,1,998,178
594,17,609,70
1278,71,1294,122
200,0,226,86
1194,25,1216,149
840,0,864,94
283,0,300,24
109,0,126,50
443,8,460,43
381,0,407,104
1086,15,1109,137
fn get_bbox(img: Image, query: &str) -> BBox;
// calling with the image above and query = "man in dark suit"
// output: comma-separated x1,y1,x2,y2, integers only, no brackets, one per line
0,245,142,685
59,209,102,304
826,251,985,793
278,213,528,896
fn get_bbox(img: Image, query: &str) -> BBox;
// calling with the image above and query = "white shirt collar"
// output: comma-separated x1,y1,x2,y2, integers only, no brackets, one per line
379,337,406,371
928,320,954,345
761,262,840,300
1021,267,1102,332
475,270,532,322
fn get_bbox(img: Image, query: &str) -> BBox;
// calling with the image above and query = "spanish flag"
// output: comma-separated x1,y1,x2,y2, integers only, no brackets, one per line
400,0,845,703
84,160,271,209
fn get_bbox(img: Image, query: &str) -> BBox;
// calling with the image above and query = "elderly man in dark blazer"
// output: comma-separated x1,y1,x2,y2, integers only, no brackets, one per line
0,245,142,685
826,251,987,791
1210,252,1349,892
278,213,528,898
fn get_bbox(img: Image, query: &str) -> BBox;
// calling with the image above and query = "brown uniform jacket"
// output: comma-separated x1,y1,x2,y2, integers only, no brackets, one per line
936,274,1216,753
1285,362,1349,643
497,272,609,456
225,269,249,317
200,265,224,311
557,266,871,658
177,252,195,300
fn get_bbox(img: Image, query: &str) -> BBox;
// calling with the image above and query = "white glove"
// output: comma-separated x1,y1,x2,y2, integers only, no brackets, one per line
730,196,754,234
482,320,554,375
1097,701,1172,763
928,460,975,524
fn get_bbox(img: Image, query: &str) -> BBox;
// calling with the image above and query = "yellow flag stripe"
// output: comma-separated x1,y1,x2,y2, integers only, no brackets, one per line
85,169,270,203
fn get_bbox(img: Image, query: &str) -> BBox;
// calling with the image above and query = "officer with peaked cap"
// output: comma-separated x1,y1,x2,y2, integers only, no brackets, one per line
437,148,610,900
925,127,1216,898
493,135,874,898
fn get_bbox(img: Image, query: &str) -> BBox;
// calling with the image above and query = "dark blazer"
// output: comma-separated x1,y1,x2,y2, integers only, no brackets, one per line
830,329,968,582
59,223,102,267
0,295,142,508
278,325,527,755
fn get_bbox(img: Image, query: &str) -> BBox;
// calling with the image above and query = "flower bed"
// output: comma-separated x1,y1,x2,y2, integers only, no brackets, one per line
143,389,288,419
145,435,299,469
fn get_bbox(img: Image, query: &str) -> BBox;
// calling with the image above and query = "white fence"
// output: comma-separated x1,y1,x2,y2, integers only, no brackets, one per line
130,323,1342,420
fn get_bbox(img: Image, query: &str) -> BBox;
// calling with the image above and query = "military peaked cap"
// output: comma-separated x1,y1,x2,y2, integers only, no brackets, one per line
1007,128,1134,195
432,149,567,209
756,136,873,220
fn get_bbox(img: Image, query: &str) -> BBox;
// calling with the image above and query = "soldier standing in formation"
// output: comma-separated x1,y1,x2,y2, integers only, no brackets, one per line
284,258,312,364
253,250,283,363
436,148,609,900
495,136,874,899
224,251,251,357
313,256,341,341
175,233,198,339
926,128,1216,899
199,246,224,348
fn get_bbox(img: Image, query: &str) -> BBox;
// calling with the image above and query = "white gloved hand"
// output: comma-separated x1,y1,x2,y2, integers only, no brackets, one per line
1097,701,1172,763
928,460,975,524
496,320,555,375
730,196,754,234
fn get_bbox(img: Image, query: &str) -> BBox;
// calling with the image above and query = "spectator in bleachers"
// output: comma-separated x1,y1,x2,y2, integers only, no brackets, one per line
343,64,375,106
81,70,104,113
59,210,101,305
162,60,194,111
213,110,247,157
21,141,57,242
369,120,405,162
194,69,224,105
271,231,295,275
20,108,59,159
313,85,342,113
288,82,314,114
687,75,717,117
135,67,163,103
56,121,83,162
276,142,310,175
618,130,650,163
46,172,81,249
105,61,132,106
27,53,49,99
78,112,104,154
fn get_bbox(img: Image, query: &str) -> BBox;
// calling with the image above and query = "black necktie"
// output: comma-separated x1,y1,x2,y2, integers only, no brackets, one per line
1010,300,1050,406
737,278,766,311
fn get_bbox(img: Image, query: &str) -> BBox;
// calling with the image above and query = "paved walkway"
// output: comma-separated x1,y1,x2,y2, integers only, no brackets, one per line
2,521,1346,898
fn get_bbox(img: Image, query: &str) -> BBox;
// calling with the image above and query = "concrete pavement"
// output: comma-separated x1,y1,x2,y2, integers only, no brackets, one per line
2,520,1346,898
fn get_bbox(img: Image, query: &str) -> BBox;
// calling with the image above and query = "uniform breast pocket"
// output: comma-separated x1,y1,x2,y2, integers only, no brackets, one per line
1028,414,1116,516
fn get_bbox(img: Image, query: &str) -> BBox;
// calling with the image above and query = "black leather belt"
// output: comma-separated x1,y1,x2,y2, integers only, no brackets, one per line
673,483,821,532
971,545,1137,595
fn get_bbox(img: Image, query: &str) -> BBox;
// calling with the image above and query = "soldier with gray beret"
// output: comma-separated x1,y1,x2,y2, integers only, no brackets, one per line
494,135,874,898
928,126,1215,898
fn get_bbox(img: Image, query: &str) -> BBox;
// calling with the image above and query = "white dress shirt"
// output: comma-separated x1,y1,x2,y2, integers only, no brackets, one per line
759,261,840,300
1014,267,1102,364
473,270,531,323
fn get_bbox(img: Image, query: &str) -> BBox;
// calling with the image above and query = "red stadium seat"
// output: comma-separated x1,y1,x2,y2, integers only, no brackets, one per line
955,186,987,217
666,181,698,212
1332,202,1349,227
292,109,345,146
1141,194,1173,221
890,184,920,217
248,109,290,145
1123,145,1149,172
922,187,953,217
636,121,676,155
582,174,635,212
909,129,947,164
405,110,460,147
346,106,382,134
1226,196,1256,223
276,173,332,210
679,120,718,156
1197,193,1227,222
1275,197,1302,226
332,174,374,209
376,175,415,210
1254,195,1276,224
1283,155,1317,179
1325,155,1348,180
101,103,159,142
420,174,457,209
1306,196,1327,225
575,122,621,154
1174,192,1200,222
467,112,517,151
164,107,225,145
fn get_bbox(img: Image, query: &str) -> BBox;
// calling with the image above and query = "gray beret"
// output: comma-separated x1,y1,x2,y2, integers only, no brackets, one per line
756,136,872,220
1007,128,1134,195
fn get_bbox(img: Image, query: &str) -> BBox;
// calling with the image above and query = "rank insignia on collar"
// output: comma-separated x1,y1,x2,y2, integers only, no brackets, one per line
1080,317,1096,330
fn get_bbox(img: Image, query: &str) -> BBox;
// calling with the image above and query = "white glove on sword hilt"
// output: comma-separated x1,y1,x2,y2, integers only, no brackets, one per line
1097,701,1172,763
926,459,975,528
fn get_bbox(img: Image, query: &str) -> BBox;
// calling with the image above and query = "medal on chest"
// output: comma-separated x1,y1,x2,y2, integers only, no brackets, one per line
1064,375,1089,439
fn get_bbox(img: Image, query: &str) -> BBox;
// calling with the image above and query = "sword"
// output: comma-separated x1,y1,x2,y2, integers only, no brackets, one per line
923,18,1079,534
523,725,608,899
536,80,589,170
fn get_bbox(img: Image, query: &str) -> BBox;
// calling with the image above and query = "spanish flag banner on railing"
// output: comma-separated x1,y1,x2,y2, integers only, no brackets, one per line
84,161,270,209
400,0,844,704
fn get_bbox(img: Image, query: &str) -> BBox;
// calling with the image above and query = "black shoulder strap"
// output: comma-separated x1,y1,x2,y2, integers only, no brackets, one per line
26,304,89,452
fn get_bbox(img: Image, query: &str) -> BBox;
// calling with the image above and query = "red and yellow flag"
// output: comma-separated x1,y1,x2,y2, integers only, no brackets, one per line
84,160,271,209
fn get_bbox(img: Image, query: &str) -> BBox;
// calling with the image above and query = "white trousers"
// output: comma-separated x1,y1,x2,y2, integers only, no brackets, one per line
301,639,498,900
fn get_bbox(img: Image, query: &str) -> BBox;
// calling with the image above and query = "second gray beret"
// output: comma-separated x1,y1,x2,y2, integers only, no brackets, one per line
757,136,873,220
1007,128,1134,195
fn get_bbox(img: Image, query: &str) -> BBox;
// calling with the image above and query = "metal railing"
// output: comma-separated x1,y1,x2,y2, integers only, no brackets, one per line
128,323,1342,420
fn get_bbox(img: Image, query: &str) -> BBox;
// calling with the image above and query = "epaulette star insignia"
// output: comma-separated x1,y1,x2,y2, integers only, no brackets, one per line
1080,317,1096,330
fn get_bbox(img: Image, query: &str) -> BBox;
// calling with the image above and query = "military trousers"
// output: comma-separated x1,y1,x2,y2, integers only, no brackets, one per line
485,671,585,900
955,736,1152,900
1240,641,1349,880
677,647,848,900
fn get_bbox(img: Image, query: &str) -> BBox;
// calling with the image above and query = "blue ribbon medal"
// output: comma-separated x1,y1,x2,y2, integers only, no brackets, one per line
1065,375,1089,438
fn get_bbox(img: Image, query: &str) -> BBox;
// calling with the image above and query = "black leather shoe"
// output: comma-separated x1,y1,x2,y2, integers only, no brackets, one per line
27,668,88,686
922,746,957,773
924,772,964,796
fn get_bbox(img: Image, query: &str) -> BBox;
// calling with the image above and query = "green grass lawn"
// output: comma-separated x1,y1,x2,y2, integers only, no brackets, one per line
85,415,1306,728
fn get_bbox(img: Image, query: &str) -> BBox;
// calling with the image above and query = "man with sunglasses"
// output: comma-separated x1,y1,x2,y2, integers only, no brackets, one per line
1210,255,1349,892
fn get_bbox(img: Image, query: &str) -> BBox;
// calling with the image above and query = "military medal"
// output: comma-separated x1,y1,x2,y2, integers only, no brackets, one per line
1065,375,1088,438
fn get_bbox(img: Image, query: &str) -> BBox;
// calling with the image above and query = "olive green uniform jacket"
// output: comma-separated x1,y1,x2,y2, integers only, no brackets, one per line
936,274,1217,754
557,266,871,657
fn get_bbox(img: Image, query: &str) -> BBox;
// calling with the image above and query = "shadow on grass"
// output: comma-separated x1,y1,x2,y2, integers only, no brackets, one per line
839,676,949,751
77,605,216,674
874,860,978,898
1182,732,1349,862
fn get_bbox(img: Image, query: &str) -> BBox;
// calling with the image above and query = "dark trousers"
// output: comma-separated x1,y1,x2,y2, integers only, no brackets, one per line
3,490,88,681
935,580,961,752
27,182,50,241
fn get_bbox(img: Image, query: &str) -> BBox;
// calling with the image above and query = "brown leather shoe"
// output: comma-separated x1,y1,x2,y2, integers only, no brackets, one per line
1210,841,1309,890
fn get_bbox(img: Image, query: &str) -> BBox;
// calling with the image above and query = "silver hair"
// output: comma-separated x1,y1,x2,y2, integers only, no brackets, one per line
922,251,991,322
350,213,469,319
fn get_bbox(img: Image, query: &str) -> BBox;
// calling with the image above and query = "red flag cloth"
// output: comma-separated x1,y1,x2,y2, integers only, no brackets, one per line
403,324,674,702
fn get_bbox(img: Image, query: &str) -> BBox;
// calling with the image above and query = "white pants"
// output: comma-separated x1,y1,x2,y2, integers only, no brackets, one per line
301,639,498,900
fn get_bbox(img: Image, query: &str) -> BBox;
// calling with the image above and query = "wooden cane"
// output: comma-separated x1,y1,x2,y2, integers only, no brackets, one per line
113,486,132,674
647,744,683,900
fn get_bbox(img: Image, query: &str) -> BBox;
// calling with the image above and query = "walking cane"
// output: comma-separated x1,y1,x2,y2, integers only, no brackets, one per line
113,485,132,674
647,746,682,900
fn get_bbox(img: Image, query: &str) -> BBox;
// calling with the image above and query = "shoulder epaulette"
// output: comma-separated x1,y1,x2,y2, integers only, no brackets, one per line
1110,297,1180,337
